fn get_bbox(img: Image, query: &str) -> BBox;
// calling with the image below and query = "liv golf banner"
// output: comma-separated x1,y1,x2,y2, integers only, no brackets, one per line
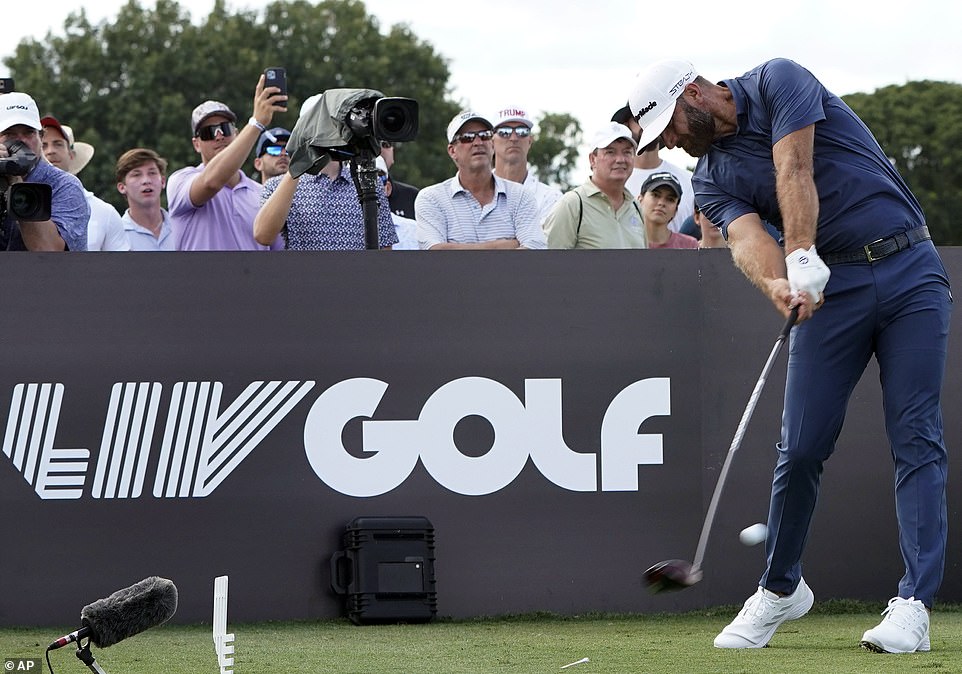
2,250,960,625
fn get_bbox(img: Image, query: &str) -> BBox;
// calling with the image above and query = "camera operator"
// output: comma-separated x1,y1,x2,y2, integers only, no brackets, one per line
0,92,88,251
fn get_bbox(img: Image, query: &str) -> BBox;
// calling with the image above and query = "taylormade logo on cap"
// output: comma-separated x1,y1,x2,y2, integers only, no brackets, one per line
628,60,698,150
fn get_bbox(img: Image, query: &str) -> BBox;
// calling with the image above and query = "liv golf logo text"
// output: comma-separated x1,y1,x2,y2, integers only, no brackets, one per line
2,377,671,500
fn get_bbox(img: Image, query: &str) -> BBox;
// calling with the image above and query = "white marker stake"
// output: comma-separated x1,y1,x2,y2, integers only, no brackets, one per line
213,575,235,673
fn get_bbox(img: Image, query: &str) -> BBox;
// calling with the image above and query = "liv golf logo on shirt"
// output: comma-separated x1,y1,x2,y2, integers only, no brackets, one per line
2,377,672,500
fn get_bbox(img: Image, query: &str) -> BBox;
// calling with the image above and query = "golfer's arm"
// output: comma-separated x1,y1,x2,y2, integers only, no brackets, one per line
727,214,791,309
772,124,818,254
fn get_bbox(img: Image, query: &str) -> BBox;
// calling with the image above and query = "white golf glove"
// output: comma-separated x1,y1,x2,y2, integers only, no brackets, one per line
785,245,830,303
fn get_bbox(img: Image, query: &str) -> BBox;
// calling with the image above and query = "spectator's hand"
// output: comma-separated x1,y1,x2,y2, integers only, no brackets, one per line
252,73,288,128
785,245,830,304
0,143,23,184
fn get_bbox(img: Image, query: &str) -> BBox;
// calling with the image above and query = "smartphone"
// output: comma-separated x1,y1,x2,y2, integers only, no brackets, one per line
0,78,14,94
264,67,287,109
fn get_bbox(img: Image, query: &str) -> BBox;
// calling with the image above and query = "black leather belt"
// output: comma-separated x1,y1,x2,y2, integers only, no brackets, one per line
820,226,931,265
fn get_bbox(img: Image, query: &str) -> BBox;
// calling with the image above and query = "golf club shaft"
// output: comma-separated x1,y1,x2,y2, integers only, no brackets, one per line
691,307,798,573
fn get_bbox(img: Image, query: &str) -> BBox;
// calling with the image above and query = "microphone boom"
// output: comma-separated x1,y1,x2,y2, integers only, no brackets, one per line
48,576,178,651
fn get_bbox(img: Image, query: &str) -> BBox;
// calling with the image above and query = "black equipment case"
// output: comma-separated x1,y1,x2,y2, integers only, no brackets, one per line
330,516,437,625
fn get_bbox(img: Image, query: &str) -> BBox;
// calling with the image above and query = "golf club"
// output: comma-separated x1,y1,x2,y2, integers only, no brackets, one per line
644,306,799,593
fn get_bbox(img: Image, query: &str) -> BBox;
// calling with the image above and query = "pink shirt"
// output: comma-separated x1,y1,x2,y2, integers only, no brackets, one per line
649,231,699,249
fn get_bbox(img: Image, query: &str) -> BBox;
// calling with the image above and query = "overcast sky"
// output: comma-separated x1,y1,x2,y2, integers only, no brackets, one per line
5,0,961,179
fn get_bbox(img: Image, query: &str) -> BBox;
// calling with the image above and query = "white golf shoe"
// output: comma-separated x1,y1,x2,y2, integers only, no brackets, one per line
859,596,931,653
714,577,814,648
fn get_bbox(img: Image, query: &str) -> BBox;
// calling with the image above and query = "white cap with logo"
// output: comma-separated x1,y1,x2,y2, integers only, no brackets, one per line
446,110,492,143
628,60,698,150
0,92,42,133
589,122,638,152
492,105,533,129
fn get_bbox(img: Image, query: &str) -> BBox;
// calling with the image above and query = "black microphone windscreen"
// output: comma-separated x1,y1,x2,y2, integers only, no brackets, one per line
80,576,178,648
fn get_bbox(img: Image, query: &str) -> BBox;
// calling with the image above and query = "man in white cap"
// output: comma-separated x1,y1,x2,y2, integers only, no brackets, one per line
627,58,949,654
491,105,560,226
415,110,545,250
0,92,87,251
543,122,644,249
40,115,129,251
166,73,286,250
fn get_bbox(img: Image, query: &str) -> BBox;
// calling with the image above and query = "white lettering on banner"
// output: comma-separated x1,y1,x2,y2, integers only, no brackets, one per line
2,377,671,499
600,378,670,490
2,381,316,500
2,383,89,499
303,376,671,497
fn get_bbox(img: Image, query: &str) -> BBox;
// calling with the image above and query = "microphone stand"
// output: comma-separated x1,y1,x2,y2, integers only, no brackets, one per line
75,640,109,674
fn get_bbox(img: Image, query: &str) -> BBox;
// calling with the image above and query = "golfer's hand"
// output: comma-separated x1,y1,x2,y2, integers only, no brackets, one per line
785,245,830,304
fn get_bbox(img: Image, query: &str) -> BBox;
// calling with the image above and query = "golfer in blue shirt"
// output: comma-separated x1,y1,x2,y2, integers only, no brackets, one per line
629,58,951,654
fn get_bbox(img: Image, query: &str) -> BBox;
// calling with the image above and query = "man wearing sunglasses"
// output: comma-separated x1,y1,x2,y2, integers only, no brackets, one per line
491,106,561,227
166,73,287,250
253,127,291,185
415,111,545,250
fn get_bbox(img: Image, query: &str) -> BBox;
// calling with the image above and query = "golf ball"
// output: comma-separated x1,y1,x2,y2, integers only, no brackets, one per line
739,523,767,546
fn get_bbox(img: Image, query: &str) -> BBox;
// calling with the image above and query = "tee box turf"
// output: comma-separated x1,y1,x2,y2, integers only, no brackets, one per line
330,516,437,625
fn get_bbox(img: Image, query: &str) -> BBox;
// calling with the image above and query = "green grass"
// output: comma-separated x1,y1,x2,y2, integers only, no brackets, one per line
6,602,961,673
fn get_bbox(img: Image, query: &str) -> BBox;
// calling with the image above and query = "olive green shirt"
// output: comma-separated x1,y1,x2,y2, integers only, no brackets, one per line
544,179,646,249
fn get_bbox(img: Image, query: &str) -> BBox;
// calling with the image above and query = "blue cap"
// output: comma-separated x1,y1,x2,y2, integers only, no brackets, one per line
255,127,291,157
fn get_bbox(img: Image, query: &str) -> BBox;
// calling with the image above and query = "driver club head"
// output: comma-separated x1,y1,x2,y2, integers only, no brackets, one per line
643,559,703,593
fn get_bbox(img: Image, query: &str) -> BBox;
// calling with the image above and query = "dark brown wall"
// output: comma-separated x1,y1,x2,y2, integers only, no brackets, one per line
1,249,958,625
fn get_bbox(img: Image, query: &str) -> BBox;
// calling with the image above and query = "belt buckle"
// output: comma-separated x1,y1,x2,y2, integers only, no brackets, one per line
863,237,886,262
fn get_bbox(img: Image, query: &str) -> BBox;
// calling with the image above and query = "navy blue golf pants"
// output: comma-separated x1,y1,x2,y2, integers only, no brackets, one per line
760,241,952,607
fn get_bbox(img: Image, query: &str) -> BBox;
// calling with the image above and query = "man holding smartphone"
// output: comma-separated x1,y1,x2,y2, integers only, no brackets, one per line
166,71,287,250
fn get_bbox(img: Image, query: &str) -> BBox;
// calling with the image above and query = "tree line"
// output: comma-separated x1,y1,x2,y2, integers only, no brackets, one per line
4,0,582,212
4,0,960,243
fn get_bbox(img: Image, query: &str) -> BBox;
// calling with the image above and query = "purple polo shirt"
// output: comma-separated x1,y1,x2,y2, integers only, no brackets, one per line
166,164,281,250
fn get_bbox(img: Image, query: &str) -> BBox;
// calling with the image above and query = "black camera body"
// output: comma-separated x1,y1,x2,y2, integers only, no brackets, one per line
346,97,419,154
0,141,52,222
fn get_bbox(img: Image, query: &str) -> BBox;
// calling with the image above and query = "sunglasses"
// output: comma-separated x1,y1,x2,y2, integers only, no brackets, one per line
262,145,287,157
495,127,531,139
196,122,235,141
454,129,495,144
380,140,393,149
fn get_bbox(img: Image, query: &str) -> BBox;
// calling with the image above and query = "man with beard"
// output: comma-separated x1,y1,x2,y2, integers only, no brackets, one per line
253,127,291,185
415,111,545,250
628,59,950,654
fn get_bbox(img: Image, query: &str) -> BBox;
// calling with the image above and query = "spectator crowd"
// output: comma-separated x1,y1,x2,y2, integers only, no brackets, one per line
0,72,729,252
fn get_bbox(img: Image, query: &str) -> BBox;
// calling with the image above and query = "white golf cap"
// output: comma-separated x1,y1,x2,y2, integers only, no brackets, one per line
627,60,698,150
0,92,41,133
589,122,637,152
492,105,533,129
446,110,492,143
